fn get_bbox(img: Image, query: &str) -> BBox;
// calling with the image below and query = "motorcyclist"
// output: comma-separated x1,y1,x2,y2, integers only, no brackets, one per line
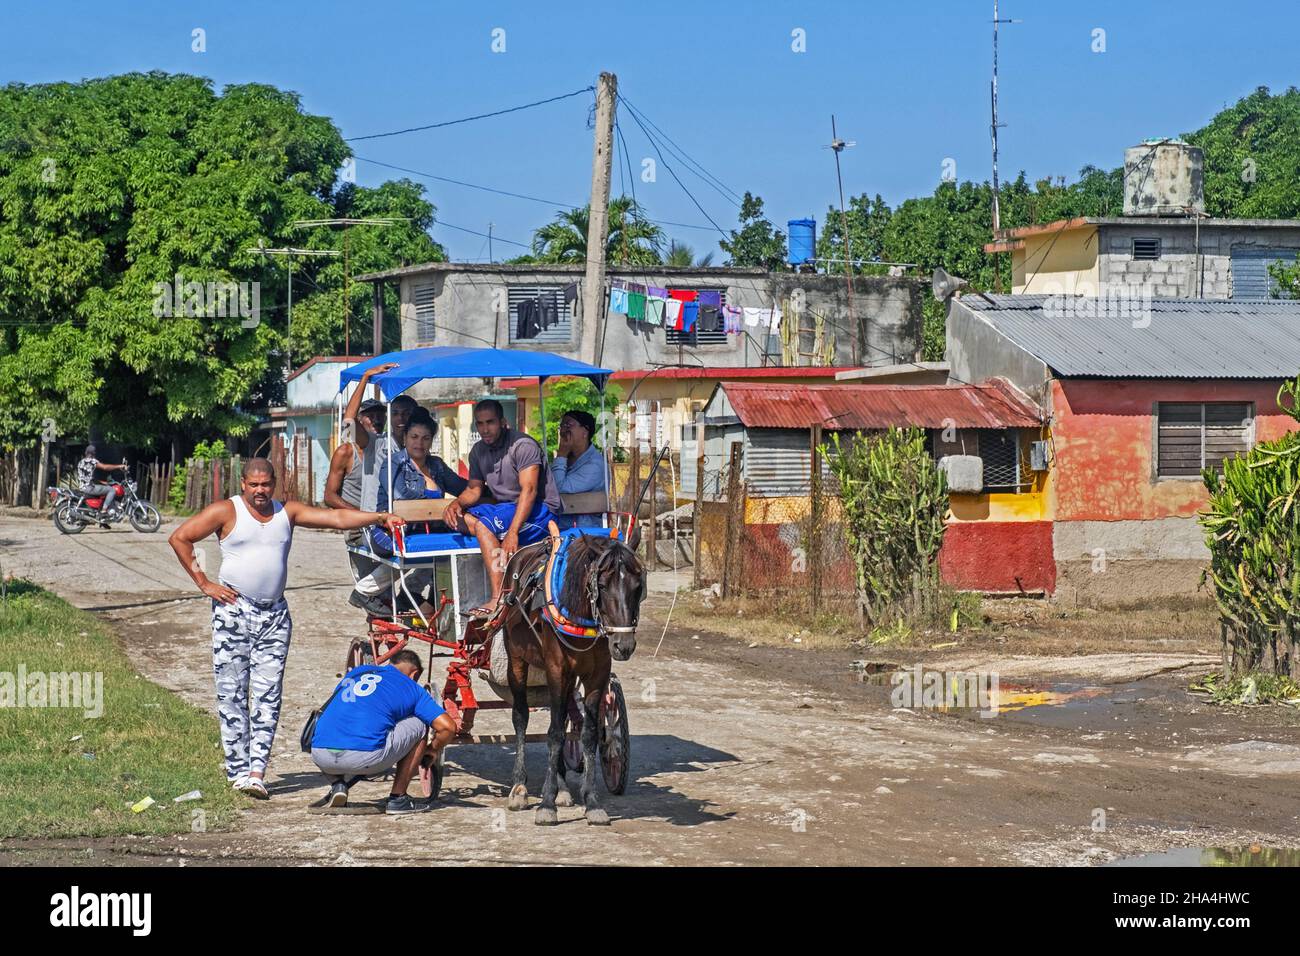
77,444,128,528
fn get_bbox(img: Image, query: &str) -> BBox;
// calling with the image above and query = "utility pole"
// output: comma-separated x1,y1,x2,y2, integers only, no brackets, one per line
580,72,617,367
488,222,494,264
826,116,858,365
252,246,341,373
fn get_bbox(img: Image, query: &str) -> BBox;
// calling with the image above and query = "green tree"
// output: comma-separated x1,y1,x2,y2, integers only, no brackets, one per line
719,192,787,269
664,240,714,268
524,377,624,455
814,193,892,272
531,196,663,265
1186,85,1300,220
286,179,444,361
0,72,442,453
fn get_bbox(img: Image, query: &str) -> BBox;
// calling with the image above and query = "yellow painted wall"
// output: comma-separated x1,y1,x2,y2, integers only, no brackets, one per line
1012,226,1100,294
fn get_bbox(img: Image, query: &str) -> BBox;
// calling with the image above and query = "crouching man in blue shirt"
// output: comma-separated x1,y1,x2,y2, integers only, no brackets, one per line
310,649,457,814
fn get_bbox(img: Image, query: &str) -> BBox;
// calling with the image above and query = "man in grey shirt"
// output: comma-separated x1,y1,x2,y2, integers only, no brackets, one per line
443,399,560,615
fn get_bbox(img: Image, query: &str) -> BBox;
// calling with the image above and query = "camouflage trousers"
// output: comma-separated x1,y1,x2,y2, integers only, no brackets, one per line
211,595,292,780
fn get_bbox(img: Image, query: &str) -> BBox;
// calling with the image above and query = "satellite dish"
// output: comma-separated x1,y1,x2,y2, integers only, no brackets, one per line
932,267,969,302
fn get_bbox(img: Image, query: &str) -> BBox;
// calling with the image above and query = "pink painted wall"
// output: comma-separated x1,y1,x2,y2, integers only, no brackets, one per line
1051,379,1300,522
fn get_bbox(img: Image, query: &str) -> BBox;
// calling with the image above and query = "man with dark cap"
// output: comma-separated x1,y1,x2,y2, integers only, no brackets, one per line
168,457,404,798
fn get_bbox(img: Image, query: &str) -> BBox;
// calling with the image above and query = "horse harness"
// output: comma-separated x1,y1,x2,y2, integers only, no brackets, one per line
492,524,639,653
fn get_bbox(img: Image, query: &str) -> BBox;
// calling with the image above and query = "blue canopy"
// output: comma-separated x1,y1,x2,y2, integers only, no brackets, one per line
337,347,613,400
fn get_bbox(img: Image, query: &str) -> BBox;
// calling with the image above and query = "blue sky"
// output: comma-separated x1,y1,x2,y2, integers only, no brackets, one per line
2,1,1296,261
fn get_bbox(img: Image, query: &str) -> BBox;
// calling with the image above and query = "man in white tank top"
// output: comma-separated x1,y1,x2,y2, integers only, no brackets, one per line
169,457,403,799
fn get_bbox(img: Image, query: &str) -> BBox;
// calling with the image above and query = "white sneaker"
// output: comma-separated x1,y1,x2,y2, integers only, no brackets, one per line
238,777,270,800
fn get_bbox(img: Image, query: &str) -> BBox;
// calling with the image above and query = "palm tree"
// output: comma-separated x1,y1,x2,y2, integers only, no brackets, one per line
531,196,664,265
665,240,715,269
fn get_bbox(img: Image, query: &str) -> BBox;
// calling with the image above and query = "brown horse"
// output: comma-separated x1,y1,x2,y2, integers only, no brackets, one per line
500,530,645,825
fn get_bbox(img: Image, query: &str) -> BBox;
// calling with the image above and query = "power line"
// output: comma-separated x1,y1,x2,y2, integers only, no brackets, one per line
617,94,743,207
432,219,529,248
346,87,594,142
355,155,721,233
621,103,730,243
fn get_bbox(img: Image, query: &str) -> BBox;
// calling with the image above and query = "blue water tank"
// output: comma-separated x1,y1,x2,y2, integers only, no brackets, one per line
788,218,816,266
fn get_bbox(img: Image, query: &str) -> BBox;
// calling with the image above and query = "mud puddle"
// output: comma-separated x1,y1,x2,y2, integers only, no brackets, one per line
1109,845,1300,867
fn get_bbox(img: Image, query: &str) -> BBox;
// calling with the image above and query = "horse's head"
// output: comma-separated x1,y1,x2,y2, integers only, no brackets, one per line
595,538,645,660
560,533,646,660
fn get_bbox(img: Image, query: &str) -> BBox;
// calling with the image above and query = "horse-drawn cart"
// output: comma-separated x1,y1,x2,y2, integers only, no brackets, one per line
336,348,640,816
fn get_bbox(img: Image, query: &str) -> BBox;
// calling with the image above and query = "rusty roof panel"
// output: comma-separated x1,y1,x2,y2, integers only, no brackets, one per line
718,380,1042,430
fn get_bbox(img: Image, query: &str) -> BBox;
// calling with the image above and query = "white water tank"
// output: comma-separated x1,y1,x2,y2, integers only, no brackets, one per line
1123,140,1204,217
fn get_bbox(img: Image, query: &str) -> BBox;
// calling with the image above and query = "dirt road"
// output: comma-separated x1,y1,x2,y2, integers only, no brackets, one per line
4,513,1299,866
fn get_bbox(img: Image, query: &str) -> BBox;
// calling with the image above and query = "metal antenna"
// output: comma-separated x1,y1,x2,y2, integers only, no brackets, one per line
990,0,1022,236
825,116,858,364
251,246,341,373
292,218,409,356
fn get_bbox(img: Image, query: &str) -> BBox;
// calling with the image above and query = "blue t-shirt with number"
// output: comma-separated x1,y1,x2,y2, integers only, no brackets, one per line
312,664,445,751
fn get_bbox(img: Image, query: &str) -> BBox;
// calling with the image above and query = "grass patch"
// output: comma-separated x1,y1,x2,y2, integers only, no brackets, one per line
0,579,242,838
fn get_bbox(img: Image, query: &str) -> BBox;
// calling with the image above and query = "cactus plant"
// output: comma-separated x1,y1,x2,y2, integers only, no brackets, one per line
825,428,950,627
1199,374,1300,679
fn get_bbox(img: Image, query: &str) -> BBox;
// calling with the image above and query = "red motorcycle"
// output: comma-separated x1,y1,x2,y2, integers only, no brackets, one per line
51,466,162,534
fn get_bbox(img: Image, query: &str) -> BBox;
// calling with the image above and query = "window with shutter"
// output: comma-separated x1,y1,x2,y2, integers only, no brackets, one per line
507,285,572,345
1156,402,1252,477
414,282,436,344
666,289,728,346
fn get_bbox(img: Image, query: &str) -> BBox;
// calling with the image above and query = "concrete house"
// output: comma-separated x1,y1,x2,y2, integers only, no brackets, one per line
946,294,1300,603
984,141,1300,299
357,263,924,405
693,379,1045,591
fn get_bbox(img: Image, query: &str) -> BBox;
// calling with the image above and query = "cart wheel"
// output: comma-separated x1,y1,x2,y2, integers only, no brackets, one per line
600,676,630,795
344,638,373,672
419,750,444,800
563,690,585,774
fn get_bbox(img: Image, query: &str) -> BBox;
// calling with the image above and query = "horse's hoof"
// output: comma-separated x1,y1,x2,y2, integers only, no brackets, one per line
535,806,559,826
507,784,529,811
555,789,574,808
584,807,611,826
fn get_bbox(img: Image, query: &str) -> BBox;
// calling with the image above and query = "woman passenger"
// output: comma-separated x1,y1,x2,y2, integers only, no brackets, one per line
552,410,607,529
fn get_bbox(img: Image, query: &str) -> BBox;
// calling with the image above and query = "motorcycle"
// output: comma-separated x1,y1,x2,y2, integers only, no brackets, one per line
50,466,162,535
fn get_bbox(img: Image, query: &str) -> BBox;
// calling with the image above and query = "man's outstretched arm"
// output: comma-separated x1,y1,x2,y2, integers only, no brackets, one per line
285,500,404,533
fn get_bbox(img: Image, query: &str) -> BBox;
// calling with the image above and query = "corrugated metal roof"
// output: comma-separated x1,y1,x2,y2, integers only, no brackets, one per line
961,294,1300,378
713,379,1042,430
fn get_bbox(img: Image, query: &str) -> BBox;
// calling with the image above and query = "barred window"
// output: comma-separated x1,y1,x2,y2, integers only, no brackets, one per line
930,428,1031,493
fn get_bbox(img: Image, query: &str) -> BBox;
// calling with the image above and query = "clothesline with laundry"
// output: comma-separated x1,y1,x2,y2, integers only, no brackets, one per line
606,278,783,334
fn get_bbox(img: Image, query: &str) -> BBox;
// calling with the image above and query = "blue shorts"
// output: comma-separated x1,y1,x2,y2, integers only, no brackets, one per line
467,501,557,546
